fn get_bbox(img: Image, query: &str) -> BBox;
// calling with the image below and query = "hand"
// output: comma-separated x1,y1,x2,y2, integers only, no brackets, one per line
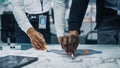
27,27,46,50
58,30,79,54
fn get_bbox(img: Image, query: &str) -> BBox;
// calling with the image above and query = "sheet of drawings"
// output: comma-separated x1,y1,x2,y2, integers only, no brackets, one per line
0,45,120,68
22,45,120,68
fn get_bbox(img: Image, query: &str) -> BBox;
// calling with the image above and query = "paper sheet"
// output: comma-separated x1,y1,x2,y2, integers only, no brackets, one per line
0,50,23,57
20,48,120,68
0,47,120,68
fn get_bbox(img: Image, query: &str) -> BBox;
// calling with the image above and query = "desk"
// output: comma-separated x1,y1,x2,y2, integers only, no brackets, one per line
0,44,120,68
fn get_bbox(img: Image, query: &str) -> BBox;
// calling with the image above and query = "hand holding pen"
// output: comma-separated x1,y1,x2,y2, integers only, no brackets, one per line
27,27,48,50
58,30,79,59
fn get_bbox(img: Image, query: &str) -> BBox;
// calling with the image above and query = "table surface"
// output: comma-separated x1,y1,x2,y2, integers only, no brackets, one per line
0,43,120,68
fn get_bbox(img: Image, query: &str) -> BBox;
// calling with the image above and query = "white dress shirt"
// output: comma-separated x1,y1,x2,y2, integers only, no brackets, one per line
11,0,65,37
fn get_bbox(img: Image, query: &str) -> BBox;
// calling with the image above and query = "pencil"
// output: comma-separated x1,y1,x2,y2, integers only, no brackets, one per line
44,44,48,52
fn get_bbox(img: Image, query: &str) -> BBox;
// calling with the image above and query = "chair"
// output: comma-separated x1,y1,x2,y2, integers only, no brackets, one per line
85,30,97,44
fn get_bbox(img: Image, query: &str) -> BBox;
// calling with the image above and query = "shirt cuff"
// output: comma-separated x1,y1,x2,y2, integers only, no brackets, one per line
19,22,33,33
56,30,65,38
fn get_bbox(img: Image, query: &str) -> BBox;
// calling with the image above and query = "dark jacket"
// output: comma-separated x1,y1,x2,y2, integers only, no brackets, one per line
68,0,118,33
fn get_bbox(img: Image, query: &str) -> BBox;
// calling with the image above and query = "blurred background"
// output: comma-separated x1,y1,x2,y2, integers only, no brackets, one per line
0,0,97,44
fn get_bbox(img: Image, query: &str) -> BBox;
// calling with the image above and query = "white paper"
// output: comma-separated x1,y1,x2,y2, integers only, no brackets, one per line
21,48,120,68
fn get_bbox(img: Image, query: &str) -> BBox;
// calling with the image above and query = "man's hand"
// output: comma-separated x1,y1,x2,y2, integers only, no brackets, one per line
58,30,79,54
27,27,46,50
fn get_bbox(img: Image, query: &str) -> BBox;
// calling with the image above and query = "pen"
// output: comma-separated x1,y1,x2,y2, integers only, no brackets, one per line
71,54,75,60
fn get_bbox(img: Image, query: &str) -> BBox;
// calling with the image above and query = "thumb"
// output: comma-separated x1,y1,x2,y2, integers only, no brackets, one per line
58,37,63,44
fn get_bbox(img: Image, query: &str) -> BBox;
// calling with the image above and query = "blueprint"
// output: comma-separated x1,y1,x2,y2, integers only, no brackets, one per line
0,44,120,68
21,47,120,68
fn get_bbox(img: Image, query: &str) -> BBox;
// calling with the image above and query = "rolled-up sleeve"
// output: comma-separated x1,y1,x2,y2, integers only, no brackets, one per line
52,0,65,37
11,0,33,33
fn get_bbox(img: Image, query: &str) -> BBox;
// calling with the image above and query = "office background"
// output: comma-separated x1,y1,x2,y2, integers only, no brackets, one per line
0,0,96,44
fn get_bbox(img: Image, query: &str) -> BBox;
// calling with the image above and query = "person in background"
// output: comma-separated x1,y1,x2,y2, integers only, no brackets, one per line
59,0,120,54
11,0,65,50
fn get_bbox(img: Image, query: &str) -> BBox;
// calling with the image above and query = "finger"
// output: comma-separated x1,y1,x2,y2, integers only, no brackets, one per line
32,41,42,50
68,35,75,54
36,35,45,44
68,35,75,46
59,37,63,45
58,37,67,51
72,41,77,54
61,45,67,53
68,44,74,54
61,43,68,53
68,35,72,45
73,38,79,54
37,32,45,43
34,38,44,50
36,33,46,49
31,37,44,50
62,36,68,53
62,36,67,46
75,39,79,50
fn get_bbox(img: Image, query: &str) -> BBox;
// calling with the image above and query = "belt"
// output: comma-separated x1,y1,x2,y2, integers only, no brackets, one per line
26,12,49,20
26,13,39,20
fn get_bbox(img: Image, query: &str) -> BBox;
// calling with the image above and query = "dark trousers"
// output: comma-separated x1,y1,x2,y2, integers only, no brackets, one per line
98,31,120,44
15,12,51,43
97,15,120,44
98,14,120,44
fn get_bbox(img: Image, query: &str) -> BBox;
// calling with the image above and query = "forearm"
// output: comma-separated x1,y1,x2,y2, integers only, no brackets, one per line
68,0,90,32
11,0,33,33
53,0,66,37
